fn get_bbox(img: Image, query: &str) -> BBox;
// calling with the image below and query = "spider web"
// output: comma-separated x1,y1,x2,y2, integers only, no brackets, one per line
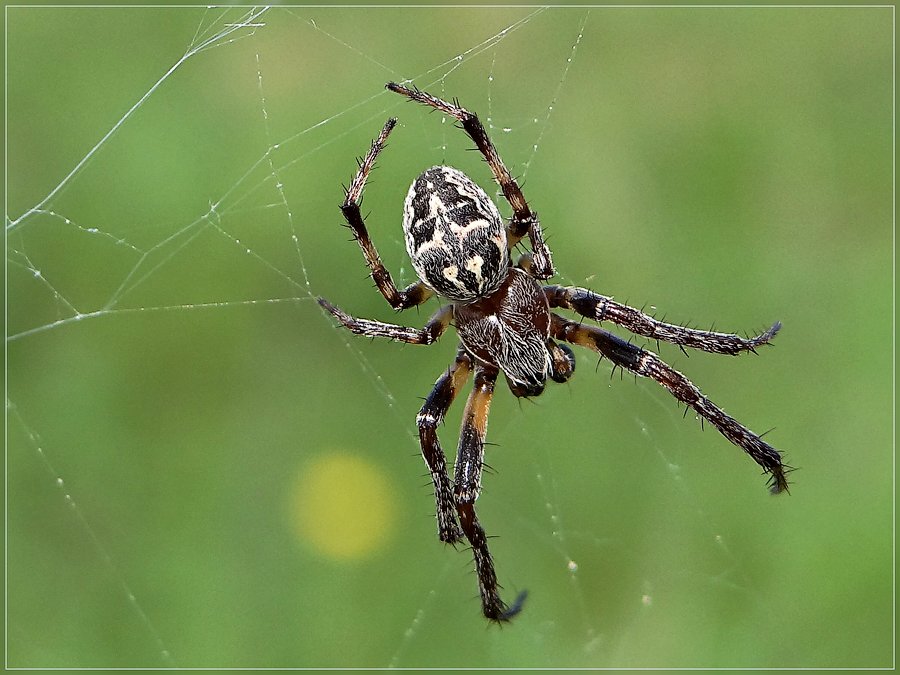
7,6,842,669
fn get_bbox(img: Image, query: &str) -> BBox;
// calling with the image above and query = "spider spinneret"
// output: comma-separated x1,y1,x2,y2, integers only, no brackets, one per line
318,81,790,623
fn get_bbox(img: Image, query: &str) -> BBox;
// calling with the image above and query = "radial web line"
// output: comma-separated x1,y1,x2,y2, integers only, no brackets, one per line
6,7,269,233
7,401,176,667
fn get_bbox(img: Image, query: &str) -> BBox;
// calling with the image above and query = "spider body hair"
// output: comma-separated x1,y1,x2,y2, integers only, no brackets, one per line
317,82,790,622
454,267,553,397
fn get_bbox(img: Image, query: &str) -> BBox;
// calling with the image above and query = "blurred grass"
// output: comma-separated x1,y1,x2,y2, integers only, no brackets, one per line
6,6,893,668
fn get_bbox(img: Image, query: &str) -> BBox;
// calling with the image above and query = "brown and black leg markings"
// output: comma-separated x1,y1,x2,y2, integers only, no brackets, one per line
387,82,554,280
550,314,790,494
317,300,452,345
340,116,434,310
416,348,474,544
454,364,528,621
545,285,781,356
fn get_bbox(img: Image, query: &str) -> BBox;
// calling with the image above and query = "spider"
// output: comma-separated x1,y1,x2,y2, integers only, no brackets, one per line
318,82,789,622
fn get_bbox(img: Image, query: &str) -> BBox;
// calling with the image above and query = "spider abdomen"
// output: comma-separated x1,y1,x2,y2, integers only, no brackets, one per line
455,268,552,396
403,166,510,302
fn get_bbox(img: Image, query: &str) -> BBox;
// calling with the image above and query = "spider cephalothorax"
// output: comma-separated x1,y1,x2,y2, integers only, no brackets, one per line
319,82,790,622
454,267,555,396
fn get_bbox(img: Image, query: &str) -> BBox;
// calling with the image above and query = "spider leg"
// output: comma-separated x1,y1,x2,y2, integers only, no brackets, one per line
318,299,451,345
386,82,555,280
545,285,781,356
417,348,474,544
551,313,790,494
454,364,527,621
341,117,434,310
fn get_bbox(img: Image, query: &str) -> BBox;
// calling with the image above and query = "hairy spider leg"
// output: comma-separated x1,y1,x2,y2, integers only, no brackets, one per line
454,364,527,621
319,297,524,619
316,300,452,345
340,117,434,310
386,82,555,280
416,349,474,544
550,314,790,494
546,285,782,356
318,295,526,620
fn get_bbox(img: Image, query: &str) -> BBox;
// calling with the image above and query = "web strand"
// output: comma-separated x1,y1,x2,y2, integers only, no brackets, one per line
7,401,176,667
6,7,776,666
8,8,625,663
6,8,269,233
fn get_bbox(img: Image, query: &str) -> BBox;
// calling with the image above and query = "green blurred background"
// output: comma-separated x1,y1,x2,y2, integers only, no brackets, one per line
6,6,893,668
